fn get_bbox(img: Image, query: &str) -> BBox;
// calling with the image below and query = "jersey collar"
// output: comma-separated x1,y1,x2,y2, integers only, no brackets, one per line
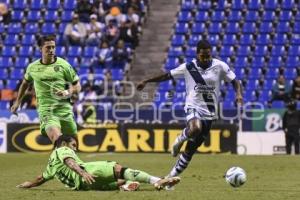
40,56,57,65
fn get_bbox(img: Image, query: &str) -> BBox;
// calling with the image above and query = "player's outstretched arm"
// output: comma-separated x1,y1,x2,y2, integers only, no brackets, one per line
64,158,96,185
136,73,172,91
55,81,81,98
16,175,47,189
231,79,243,105
10,79,30,114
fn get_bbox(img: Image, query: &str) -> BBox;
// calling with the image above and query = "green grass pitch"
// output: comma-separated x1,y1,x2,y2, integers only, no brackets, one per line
1,153,300,200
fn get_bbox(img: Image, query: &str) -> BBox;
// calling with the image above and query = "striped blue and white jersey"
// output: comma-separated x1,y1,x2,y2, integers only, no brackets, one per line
170,58,236,119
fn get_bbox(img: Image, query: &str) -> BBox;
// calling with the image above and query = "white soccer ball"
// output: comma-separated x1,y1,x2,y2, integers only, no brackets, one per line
225,167,247,187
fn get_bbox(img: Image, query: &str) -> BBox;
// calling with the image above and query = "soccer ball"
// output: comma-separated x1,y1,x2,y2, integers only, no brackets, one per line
225,167,247,187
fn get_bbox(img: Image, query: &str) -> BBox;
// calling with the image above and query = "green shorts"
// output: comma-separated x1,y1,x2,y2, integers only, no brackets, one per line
82,161,118,191
39,108,77,136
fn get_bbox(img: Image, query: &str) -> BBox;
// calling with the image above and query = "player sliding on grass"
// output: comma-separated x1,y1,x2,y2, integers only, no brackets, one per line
17,135,180,191
10,35,81,143
137,40,243,186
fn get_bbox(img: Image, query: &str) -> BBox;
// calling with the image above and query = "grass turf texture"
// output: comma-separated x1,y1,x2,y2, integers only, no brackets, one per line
1,153,300,200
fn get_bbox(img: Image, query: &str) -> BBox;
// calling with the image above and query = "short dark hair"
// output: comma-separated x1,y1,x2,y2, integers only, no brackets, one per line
38,35,56,47
196,40,211,53
54,135,78,149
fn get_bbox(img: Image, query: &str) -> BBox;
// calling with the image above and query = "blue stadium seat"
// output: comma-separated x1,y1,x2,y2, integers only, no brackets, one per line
68,57,79,67
68,47,82,57
47,0,61,10
0,69,8,79
227,11,242,21
10,68,24,79
281,0,294,9
15,57,29,68
252,57,264,67
165,58,179,69
0,80,4,90
291,36,300,44
265,0,278,10
30,0,44,9
248,1,261,10
21,34,35,45
9,24,22,36
271,46,285,56
276,22,291,33
188,35,201,46
273,34,288,45
209,35,220,45
0,101,9,110
240,34,253,45
219,45,234,57
0,57,13,68
259,22,273,33
56,46,66,57
191,23,205,34
181,1,194,11
168,47,184,57
195,11,209,22
249,68,262,78
208,23,222,34
223,34,237,45
279,11,293,21
269,57,282,68
6,80,19,90
2,46,15,57
171,35,185,46
263,80,274,90
272,101,285,108
258,90,271,102
175,23,188,34
245,11,259,21
284,68,297,79
41,23,56,34
232,0,244,10
64,0,76,10
234,57,248,68
256,34,271,45
185,48,196,58
197,1,211,10
78,68,90,75
44,11,58,22
80,58,91,67
11,11,24,22
294,23,300,33
286,56,300,68
27,11,41,21
225,23,240,33
111,69,123,80
178,11,192,22
24,23,39,34
236,45,251,56
83,46,97,57
58,23,68,34
262,11,275,21
34,48,42,57
234,67,245,79
4,34,19,45
222,101,235,109
266,68,279,78
211,11,224,21
61,11,73,22
13,0,27,10
242,22,256,33
288,46,300,56
18,46,33,57
243,91,256,101
254,45,267,56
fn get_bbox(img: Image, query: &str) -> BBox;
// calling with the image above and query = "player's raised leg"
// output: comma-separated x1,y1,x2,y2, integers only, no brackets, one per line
114,164,180,190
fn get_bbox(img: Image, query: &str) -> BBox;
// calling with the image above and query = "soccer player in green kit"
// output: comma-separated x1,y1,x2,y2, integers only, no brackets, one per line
10,35,81,143
16,135,181,191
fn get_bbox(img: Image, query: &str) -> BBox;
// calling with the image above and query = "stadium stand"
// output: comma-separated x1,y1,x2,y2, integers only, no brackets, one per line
0,0,149,108
161,0,299,109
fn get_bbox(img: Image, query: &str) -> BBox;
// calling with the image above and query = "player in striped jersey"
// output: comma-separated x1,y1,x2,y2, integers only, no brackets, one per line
137,40,243,182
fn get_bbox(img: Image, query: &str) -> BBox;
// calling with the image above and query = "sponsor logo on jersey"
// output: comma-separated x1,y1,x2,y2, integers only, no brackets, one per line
194,84,215,93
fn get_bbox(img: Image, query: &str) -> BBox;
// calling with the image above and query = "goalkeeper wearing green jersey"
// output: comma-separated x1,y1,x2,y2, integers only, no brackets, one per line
16,135,180,191
11,35,81,143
